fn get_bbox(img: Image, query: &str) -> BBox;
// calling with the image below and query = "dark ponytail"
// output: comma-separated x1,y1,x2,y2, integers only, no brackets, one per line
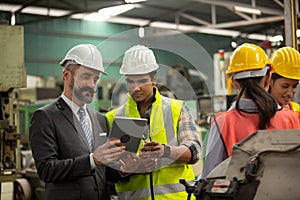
235,76,277,129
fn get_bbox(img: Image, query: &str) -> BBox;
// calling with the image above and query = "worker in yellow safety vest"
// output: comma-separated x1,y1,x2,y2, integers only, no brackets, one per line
269,47,300,121
106,45,201,200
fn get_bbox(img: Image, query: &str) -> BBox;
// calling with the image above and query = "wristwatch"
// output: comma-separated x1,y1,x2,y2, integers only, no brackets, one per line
162,144,171,158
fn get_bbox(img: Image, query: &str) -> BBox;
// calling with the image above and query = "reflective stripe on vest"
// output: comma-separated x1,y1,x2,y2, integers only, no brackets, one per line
162,96,177,146
118,180,195,200
290,101,300,112
289,101,300,121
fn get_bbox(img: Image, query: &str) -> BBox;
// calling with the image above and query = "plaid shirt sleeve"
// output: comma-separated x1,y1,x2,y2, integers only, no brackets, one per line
177,105,202,164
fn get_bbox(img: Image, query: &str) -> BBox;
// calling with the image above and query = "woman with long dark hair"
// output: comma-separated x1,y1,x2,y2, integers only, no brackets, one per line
201,43,300,178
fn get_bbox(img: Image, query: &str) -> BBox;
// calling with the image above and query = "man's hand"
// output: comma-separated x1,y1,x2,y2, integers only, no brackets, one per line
119,153,159,174
136,157,158,173
119,153,141,174
93,139,125,166
140,141,164,158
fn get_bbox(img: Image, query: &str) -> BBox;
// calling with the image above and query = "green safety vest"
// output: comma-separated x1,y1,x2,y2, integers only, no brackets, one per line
106,89,195,200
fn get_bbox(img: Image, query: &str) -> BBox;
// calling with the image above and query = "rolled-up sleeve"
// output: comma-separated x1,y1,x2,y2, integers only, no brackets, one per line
177,105,202,164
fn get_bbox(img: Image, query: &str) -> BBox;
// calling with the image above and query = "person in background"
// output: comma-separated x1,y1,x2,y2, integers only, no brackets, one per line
29,44,125,200
269,47,300,120
106,45,201,200
201,43,300,179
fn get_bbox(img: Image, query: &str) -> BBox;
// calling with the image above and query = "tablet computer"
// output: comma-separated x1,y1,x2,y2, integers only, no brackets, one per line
109,116,148,153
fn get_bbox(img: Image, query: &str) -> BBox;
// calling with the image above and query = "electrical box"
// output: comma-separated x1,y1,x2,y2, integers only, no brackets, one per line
0,25,26,92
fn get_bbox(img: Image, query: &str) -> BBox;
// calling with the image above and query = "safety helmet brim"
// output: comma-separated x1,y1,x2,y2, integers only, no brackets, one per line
120,45,159,75
60,44,108,75
119,63,159,75
226,43,269,75
232,66,270,79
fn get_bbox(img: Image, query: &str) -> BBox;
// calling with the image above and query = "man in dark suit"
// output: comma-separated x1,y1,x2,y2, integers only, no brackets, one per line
29,44,125,200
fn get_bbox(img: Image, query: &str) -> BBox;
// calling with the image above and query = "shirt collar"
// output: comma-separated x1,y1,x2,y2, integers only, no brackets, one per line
229,99,282,113
61,93,87,115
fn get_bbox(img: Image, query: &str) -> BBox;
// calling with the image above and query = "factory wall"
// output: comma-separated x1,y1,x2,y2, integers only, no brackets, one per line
18,15,233,81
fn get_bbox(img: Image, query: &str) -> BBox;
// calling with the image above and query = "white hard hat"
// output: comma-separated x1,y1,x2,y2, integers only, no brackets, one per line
60,44,107,75
120,45,159,75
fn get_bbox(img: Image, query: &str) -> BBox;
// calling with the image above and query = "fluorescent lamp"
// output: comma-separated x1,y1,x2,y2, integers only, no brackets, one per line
0,3,70,16
106,16,150,26
138,27,144,38
150,21,178,29
21,6,71,16
231,41,237,48
71,13,89,19
269,35,283,42
149,21,241,37
246,33,268,41
11,12,15,25
234,6,261,15
84,4,136,22
297,29,300,37
100,4,135,16
125,0,147,3
84,12,110,21
197,27,240,37
0,3,22,12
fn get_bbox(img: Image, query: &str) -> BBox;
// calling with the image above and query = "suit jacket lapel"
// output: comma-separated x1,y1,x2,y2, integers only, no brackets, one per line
56,98,91,152
88,108,101,149
88,108,107,149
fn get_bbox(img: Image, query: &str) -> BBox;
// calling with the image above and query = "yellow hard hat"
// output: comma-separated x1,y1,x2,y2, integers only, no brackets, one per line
270,47,300,80
226,43,269,75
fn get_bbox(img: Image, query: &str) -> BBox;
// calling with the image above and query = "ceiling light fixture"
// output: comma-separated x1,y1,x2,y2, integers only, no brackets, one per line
138,27,145,38
11,12,15,25
84,4,136,21
125,0,147,3
297,29,300,37
0,3,71,16
269,35,283,42
234,6,261,15
106,16,149,26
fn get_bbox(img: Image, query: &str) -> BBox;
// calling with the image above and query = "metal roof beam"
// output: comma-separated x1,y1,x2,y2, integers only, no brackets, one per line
211,5,216,24
206,15,284,29
225,6,252,21
143,2,196,26
14,0,43,14
57,0,81,10
273,0,284,8
192,0,283,15
178,12,210,25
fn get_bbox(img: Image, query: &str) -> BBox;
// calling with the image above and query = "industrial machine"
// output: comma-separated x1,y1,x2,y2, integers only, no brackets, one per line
0,25,27,198
0,24,47,200
181,129,300,200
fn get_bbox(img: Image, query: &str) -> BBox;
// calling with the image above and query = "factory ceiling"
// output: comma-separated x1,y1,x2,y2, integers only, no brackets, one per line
0,0,297,41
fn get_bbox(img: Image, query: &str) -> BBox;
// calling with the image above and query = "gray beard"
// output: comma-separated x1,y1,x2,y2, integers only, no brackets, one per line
72,89,93,104
69,78,94,104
